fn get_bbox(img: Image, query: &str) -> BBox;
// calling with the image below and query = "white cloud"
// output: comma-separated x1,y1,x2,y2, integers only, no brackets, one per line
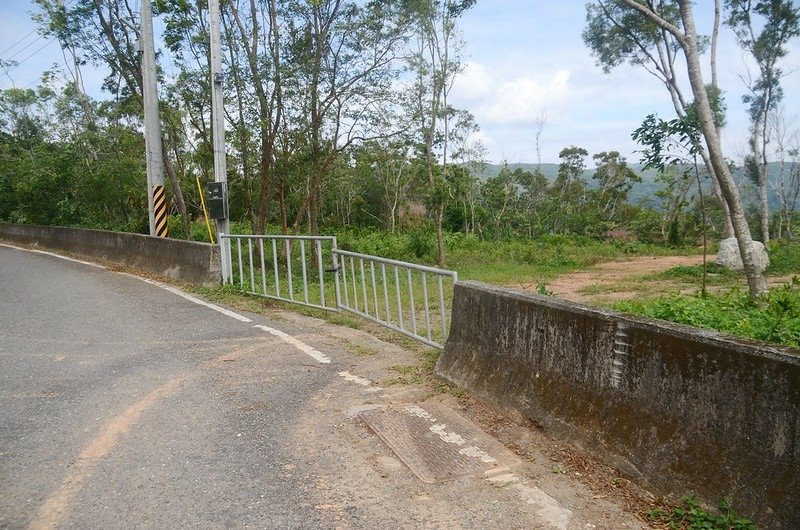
484,70,571,126
468,129,495,147
452,62,493,102
451,63,572,129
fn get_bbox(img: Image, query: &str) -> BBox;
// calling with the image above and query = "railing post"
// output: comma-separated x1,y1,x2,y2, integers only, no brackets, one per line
218,233,228,284
332,237,342,310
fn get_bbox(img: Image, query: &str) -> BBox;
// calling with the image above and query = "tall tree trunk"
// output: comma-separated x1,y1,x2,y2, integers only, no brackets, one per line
754,117,771,243
676,1,767,297
618,0,767,298
710,1,735,238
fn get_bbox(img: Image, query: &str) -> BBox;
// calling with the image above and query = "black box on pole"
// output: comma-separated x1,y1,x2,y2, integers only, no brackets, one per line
207,182,228,220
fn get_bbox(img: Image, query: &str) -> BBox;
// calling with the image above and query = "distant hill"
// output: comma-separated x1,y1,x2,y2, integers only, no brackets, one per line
478,162,794,210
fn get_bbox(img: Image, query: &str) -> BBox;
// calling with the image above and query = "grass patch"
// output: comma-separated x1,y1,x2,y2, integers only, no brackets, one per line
326,314,361,329
768,240,800,275
646,496,755,529
344,340,376,357
649,262,739,282
384,348,441,386
192,284,278,315
576,278,683,297
449,235,700,285
614,277,800,348
332,228,701,285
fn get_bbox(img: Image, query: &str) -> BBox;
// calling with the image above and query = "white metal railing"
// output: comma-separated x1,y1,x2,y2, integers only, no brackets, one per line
220,234,339,312
219,233,457,349
333,249,457,349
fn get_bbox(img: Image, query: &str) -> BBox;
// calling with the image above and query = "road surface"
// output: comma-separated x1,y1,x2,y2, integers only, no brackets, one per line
0,244,643,529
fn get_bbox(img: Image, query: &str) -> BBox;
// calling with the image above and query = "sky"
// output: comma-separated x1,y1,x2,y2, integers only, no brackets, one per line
2,0,800,166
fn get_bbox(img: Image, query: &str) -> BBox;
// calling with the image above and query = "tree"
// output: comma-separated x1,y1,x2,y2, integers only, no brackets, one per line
770,107,800,239
480,165,520,238
614,0,767,298
410,0,475,266
34,0,191,237
592,151,642,222
725,0,800,244
583,0,735,238
550,146,589,234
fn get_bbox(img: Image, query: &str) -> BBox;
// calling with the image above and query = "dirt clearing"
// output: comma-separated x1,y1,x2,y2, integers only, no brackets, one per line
519,255,708,304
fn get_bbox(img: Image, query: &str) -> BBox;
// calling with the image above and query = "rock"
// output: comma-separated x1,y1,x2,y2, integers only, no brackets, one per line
715,237,770,273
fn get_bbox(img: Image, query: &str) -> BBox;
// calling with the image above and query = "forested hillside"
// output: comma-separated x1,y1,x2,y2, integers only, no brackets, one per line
481,162,794,209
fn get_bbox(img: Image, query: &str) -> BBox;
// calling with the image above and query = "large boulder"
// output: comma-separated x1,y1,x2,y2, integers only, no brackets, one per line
715,237,770,273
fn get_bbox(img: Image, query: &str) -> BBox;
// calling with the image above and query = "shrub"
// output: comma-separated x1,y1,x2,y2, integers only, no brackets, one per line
615,277,800,348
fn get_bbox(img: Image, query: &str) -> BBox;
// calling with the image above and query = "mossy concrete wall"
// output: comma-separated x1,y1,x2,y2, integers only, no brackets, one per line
436,281,799,527
0,223,220,286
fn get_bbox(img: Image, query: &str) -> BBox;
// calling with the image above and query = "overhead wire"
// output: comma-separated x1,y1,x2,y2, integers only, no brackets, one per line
7,38,58,70
4,34,46,60
1,0,80,89
0,28,39,57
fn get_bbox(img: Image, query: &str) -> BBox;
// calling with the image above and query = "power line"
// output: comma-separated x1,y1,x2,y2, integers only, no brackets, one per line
7,39,57,70
0,28,38,57
4,35,46,61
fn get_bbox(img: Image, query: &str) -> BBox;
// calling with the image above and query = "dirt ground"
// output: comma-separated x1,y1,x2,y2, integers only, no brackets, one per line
519,253,797,307
518,255,709,304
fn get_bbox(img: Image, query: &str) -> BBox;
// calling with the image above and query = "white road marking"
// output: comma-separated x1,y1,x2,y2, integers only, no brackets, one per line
254,325,331,364
486,472,518,485
404,405,498,463
403,404,436,422
0,243,106,269
337,371,382,391
128,275,252,323
485,472,573,530
458,445,497,463
2,243,253,323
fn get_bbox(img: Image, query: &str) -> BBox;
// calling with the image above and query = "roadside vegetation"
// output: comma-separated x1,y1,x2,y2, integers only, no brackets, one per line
613,241,800,349
1,1,798,346
646,496,756,530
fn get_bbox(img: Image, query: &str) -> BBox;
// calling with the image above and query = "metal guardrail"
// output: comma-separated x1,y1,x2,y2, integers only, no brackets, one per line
333,249,457,349
220,234,339,312
219,233,458,349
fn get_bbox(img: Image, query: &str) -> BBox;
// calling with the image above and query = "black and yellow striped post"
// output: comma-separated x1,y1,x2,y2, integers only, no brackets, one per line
153,185,169,237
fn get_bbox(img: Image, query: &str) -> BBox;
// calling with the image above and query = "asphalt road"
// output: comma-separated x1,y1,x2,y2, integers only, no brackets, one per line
0,246,336,528
0,244,645,530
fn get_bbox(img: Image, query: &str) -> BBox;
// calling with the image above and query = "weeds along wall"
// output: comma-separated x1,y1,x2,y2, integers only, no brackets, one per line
436,281,799,528
0,223,221,286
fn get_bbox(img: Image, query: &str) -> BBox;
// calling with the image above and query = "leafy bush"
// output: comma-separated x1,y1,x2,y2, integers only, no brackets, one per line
652,263,738,281
647,496,755,530
768,240,800,275
615,278,800,348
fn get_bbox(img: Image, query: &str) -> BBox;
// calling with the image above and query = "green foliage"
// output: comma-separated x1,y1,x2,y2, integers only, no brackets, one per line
615,278,800,348
767,240,800,275
334,227,437,262
647,496,756,530
651,263,738,281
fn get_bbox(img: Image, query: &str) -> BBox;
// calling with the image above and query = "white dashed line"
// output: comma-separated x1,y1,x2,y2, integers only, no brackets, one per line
254,325,331,364
485,472,573,529
337,371,383,391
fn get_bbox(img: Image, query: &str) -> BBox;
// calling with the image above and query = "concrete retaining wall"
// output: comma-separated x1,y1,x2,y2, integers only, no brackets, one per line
0,223,221,286
436,281,800,527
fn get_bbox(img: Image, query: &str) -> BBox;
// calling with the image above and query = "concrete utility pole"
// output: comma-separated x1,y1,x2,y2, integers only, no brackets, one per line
209,0,230,238
140,0,169,237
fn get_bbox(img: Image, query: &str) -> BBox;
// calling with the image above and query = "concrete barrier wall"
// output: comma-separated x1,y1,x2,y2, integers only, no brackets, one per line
436,281,800,527
0,223,221,286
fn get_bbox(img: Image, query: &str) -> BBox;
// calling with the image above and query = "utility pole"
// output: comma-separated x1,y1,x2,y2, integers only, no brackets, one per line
209,0,230,239
140,0,168,237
